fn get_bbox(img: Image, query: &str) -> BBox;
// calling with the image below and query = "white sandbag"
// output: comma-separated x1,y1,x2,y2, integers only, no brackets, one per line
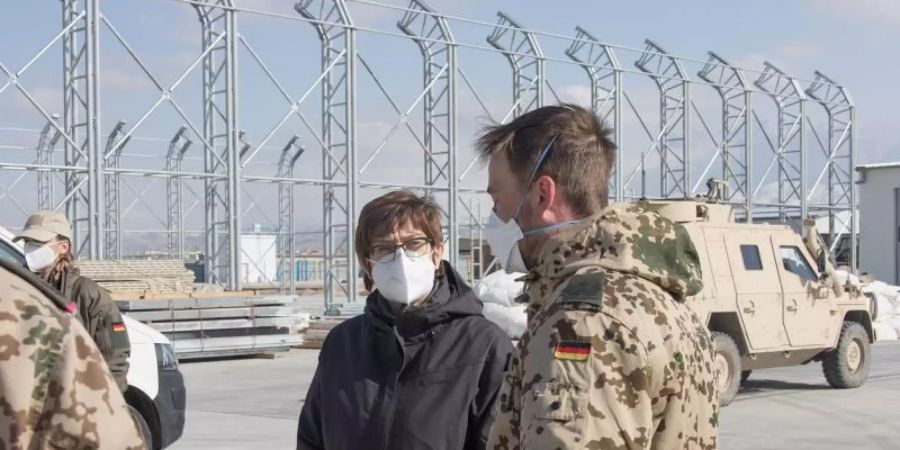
483,303,528,339
473,271,525,307
874,295,896,323
874,322,899,341
863,281,900,303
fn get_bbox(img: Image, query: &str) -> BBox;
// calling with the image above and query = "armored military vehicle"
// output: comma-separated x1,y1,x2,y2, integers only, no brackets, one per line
643,196,873,406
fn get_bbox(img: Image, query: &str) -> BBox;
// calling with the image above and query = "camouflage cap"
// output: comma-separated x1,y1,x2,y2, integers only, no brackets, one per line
14,210,71,243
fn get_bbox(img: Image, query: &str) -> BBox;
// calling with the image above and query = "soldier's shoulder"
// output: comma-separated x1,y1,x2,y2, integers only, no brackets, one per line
558,271,606,310
71,272,104,292
0,259,73,319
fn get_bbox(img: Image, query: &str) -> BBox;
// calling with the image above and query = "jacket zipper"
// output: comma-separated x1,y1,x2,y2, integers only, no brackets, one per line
382,327,406,450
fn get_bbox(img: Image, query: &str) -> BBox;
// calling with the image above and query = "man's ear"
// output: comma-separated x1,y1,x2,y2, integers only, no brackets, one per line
57,240,71,255
533,175,558,215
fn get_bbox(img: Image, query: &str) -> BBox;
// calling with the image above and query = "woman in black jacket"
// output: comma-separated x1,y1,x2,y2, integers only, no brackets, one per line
297,191,513,450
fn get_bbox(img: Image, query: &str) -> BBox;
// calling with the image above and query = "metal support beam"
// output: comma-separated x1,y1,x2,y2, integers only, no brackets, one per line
487,11,543,120
277,136,305,294
806,71,856,270
165,127,192,259
635,40,690,198
755,62,807,222
61,0,96,256
698,51,752,220
103,120,128,258
296,0,358,309
36,114,62,210
194,0,240,289
566,26,622,202
397,0,458,267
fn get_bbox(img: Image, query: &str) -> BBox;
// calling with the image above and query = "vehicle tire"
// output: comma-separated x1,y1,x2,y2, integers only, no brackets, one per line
128,404,154,450
740,370,752,385
712,332,741,407
823,321,871,389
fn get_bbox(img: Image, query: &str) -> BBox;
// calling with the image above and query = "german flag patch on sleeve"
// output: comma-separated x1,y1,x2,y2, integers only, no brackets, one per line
554,340,591,362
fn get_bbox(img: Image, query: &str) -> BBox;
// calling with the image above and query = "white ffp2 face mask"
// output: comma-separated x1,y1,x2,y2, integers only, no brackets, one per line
483,212,528,274
371,251,437,305
24,242,58,272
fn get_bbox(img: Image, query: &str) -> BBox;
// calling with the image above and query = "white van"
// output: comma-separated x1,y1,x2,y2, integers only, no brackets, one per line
0,226,185,449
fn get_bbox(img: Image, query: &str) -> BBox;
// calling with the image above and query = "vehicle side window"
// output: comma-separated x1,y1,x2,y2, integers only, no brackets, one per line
0,241,25,266
779,246,818,282
740,244,763,270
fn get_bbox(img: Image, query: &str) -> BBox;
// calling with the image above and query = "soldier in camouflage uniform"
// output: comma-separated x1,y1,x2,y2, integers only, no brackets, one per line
479,104,718,449
0,257,146,449
14,210,131,392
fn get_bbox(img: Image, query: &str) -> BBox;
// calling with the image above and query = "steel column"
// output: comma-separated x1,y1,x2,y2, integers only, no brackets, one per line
806,71,856,269
36,114,62,210
277,136,304,294
61,0,92,255
397,0,458,266
296,0,358,308
195,0,239,289
636,40,690,198
103,120,128,258
566,27,622,201
487,12,543,120
698,52,752,220
165,127,192,259
755,62,807,221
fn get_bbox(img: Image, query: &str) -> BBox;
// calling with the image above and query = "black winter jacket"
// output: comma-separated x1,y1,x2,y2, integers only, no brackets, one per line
296,262,513,450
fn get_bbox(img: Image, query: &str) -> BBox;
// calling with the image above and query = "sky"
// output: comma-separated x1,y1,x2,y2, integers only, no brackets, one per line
0,0,898,252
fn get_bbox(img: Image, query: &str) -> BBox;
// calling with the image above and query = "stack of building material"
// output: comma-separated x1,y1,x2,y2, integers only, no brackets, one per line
297,317,347,349
77,260,195,296
118,295,309,359
296,303,365,349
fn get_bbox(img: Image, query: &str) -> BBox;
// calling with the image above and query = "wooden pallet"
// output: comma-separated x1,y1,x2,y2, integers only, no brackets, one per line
294,317,356,349
78,259,195,295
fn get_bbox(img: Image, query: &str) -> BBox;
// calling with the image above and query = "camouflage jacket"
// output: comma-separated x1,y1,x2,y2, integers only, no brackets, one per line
0,260,145,450
487,203,719,450
54,266,131,392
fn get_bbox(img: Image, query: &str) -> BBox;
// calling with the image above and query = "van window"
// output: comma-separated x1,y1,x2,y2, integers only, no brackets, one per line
740,245,763,270
780,246,818,282
0,241,25,266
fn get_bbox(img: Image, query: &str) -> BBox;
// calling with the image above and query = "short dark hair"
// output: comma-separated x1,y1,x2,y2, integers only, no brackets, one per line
355,190,444,290
477,104,616,215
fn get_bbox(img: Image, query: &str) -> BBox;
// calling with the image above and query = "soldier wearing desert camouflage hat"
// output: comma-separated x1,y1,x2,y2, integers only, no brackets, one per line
14,210,131,392
479,104,719,449
0,257,145,449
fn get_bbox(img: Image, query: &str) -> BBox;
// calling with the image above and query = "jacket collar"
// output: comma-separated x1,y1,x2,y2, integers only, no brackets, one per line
522,202,704,313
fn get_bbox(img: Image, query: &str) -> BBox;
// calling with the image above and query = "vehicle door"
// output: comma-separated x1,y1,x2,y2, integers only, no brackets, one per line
772,236,836,348
726,233,789,351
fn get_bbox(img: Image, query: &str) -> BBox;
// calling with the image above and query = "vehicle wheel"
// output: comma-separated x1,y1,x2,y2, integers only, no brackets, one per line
823,321,871,389
128,404,154,450
740,370,752,385
712,332,741,407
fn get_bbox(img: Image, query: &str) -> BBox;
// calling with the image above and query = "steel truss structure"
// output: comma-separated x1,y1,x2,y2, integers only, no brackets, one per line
0,0,858,307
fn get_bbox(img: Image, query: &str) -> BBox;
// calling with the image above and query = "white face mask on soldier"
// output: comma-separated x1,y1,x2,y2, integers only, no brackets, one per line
371,250,437,305
23,242,58,272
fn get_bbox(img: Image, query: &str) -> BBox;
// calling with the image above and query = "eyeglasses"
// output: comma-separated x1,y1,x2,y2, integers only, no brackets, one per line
369,238,433,264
